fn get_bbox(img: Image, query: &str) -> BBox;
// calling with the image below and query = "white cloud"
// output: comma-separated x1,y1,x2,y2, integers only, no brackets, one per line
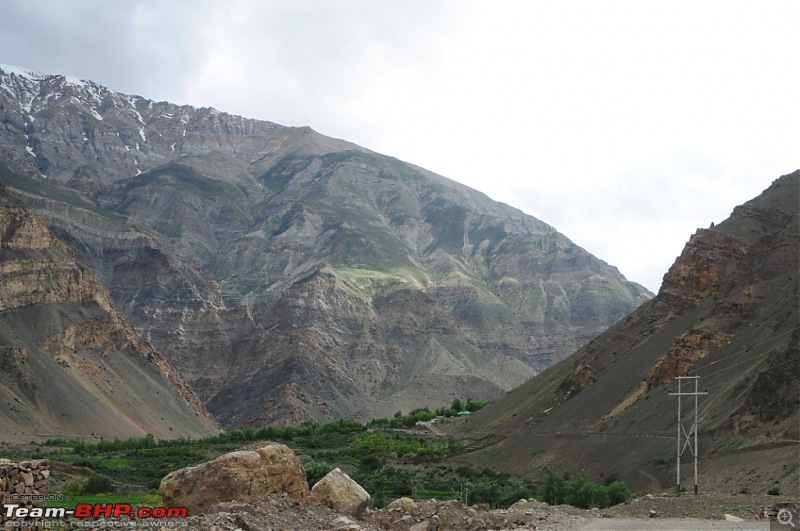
1,0,798,293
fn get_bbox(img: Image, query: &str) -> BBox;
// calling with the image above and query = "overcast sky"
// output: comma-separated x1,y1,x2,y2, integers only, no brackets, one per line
2,0,798,293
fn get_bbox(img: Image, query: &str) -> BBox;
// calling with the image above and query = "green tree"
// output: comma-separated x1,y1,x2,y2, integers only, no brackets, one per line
465,399,489,412
543,472,629,509
572,475,609,509
371,468,389,509
446,436,464,455
543,473,568,505
469,480,501,507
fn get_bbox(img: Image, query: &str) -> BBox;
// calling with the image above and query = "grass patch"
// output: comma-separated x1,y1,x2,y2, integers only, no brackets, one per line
335,267,408,300
120,163,245,201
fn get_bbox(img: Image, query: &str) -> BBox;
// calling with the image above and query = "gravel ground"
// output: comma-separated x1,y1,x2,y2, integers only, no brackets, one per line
177,493,788,531
39,492,791,530
600,492,792,520
567,517,768,530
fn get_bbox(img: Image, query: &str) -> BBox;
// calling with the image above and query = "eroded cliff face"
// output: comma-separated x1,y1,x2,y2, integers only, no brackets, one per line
644,328,730,391
0,182,218,440
0,203,115,313
0,65,653,426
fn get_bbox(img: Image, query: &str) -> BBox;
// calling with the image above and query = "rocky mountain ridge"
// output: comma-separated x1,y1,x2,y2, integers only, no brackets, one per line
455,172,799,494
0,180,218,441
0,64,652,427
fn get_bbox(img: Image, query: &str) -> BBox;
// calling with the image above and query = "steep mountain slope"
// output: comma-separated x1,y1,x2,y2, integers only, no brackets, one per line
0,65,651,426
456,172,799,494
0,181,219,442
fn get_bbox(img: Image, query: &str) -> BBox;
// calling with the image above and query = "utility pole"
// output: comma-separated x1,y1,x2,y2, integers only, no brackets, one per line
669,376,707,494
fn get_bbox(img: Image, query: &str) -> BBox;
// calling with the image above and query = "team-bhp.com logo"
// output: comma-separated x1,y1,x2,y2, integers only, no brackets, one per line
4,502,188,528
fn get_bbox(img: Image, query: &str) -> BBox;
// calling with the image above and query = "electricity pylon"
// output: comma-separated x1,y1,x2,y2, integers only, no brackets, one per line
669,375,707,494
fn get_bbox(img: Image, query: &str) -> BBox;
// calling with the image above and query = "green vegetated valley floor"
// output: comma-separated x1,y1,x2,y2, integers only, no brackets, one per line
2,412,794,527
2,407,636,512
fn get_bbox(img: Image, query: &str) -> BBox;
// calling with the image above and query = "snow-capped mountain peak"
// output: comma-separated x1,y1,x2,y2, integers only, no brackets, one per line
0,63,46,80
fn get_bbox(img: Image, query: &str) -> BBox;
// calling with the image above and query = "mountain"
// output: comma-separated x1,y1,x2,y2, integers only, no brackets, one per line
456,172,799,494
0,65,652,427
0,180,219,441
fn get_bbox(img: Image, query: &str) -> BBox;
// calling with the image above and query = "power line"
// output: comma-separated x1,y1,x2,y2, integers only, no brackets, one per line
688,326,798,375
697,341,793,380
703,356,799,392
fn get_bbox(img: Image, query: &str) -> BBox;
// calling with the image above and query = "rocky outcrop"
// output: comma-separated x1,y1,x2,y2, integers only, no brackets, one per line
554,361,599,400
0,189,115,313
310,468,371,519
159,444,310,515
0,64,653,426
660,229,748,305
0,182,218,440
645,328,729,390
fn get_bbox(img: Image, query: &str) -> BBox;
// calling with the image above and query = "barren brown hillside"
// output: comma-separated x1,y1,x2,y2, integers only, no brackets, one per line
453,171,799,496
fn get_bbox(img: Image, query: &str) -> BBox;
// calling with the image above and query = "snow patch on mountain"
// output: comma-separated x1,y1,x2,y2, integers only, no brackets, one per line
125,95,148,142
0,64,46,80
64,76,87,88
0,64,42,114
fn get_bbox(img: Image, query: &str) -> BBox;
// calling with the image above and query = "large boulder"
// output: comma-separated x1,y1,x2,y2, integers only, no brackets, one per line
310,468,371,519
159,443,309,515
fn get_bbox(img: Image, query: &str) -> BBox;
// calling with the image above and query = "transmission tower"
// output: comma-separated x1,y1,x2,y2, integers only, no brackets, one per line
669,375,707,494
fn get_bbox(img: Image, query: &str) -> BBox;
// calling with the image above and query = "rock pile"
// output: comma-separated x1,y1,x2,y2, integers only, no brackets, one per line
159,443,599,530
118,445,782,530
0,458,50,531
181,493,383,531
160,445,375,519
177,493,592,531
363,496,586,531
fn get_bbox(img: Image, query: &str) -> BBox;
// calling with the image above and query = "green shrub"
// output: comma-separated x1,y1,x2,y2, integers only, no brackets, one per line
456,466,476,478
62,480,84,496
360,455,385,471
84,475,112,495
304,461,333,487
606,481,631,506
